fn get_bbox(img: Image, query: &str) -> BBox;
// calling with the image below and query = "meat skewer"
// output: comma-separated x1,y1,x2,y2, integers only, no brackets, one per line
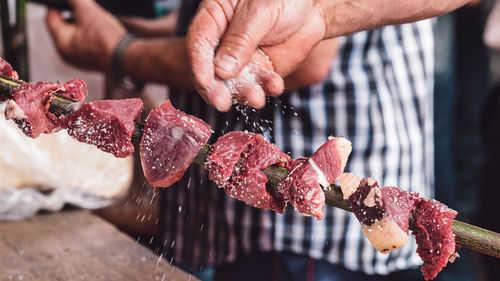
1,74,499,263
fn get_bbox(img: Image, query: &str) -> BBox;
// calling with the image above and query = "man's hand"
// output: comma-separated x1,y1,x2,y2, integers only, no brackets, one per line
186,0,327,103
46,0,126,72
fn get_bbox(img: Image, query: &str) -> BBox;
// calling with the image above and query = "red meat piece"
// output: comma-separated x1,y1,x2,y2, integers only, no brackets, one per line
4,80,87,138
206,131,290,212
64,98,142,158
140,100,211,187
0,57,19,80
224,136,290,213
348,179,416,253
411,198,458,280
349,182,415,231
280,137,351,220
382,186,415,232
205,131,261,186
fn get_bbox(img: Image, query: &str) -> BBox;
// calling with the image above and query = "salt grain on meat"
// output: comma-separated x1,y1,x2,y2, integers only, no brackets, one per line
280,137,352,220
348,179,417,253
64,98,142,158
140,100,211,187
411,198,458,280
206,131,290,213
205,131,260,186
4,80,87,138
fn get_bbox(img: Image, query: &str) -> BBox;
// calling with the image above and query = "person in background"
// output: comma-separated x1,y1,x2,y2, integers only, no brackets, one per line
479,1,500,280
46,0,473,280
427,1,491,280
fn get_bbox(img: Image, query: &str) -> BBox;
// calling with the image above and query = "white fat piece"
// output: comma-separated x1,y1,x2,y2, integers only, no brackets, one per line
361,215,409,254
338,173,362,199
308,158,329,189
329,136,352,177
4,100,26,120
363,187,381,207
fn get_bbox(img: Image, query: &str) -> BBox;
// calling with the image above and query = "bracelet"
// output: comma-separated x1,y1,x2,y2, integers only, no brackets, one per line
111,33,136,81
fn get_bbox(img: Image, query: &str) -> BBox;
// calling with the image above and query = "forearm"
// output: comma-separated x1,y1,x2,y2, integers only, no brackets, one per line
122,37,194,89
321,0,470,38
119,11,179,38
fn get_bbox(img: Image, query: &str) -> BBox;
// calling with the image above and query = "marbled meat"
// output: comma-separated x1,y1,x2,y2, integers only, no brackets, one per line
280,137,351,220
206,131,290,212
411,198,458,280
140,100,211,187
4,80,87,138
348,178,416,253
63,98,142,158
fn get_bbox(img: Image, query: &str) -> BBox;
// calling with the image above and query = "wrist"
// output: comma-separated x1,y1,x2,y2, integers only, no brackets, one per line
111,33,136,79
317,0,335,39
110,33,144,90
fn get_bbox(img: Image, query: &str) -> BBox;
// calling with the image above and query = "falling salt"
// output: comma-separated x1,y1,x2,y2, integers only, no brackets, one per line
155,253,164,273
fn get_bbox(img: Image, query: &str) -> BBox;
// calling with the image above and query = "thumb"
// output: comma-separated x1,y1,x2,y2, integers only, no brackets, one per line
213,5,272,80
46,9,76,51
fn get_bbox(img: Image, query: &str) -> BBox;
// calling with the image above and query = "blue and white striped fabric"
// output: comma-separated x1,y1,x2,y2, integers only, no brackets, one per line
161,0,434,275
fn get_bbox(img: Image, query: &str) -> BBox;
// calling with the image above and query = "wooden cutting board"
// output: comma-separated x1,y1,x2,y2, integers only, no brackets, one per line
0,210,198,281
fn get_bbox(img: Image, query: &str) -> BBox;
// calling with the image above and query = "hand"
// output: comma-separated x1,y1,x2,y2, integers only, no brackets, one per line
186,0,327,103
46,0,127,72
193,49,284,111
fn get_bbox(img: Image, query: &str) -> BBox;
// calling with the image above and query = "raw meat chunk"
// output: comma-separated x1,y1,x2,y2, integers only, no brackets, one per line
411,198,458,280
348,179,416,253
0,57,19,80
206,131,290,212
140,100,211,187
4,80,87,138
224,135,290,212
64,98,142,158
205,131,261,186
280,137,352,220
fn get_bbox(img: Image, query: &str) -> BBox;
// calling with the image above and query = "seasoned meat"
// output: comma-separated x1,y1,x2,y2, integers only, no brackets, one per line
63,98,142,158
349,179,416,253
205,131,261,186
140,100,211,187
411,198,458,280
280,137,352,220
206,131,290,212
4,80,87,138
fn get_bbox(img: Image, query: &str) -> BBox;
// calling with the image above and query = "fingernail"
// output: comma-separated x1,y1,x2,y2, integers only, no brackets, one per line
214,54,238,76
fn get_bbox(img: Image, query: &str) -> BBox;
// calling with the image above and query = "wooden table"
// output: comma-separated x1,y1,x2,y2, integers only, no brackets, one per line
0,210,199,281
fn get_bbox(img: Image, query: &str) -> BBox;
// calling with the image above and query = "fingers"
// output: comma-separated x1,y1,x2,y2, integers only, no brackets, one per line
213,3,272,80
262,12,325,77
196,79,233,112
187,1,232,91
229,78,266,109
261,71,284,97
46,9,75,51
